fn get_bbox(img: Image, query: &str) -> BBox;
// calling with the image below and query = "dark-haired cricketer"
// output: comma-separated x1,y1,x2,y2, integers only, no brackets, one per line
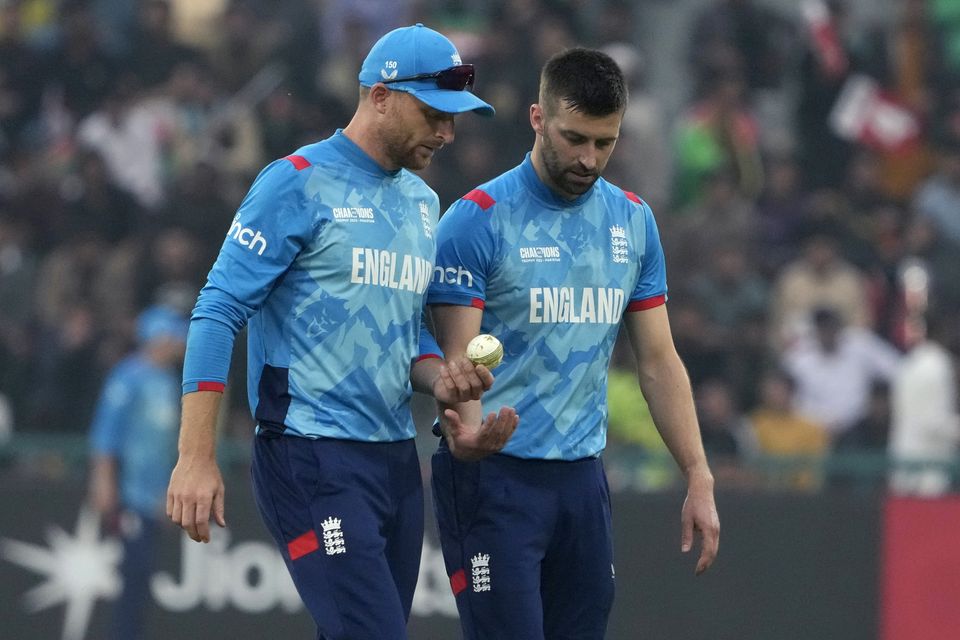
427,47,720,639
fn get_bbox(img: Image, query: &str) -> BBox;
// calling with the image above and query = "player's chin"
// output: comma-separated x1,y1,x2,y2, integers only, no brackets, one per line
405,146,437,171
563,175,597,195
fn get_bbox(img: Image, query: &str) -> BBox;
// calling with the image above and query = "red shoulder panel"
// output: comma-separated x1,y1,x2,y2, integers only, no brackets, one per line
462,189,496,210
284,154,311,171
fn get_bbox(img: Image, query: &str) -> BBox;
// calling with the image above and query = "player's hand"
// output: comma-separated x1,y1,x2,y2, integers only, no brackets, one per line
166,455,226,543
432,356,494,404
680,472,719,575
442,406,518,461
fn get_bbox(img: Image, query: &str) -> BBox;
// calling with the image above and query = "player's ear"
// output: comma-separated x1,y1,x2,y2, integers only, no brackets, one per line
530,103,544,136
368,83,392,115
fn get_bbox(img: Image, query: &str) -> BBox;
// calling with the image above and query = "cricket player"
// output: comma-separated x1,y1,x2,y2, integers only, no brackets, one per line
166,24,517,639
428,47,720,639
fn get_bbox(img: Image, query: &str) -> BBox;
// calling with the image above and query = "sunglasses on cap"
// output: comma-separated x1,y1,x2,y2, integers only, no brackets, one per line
381,64,475,91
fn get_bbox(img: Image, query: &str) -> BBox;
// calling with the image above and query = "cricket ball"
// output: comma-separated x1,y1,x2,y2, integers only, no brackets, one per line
465,334,503,369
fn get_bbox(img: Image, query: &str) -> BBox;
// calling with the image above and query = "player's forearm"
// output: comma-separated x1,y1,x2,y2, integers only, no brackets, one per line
410,356,444,394
89,455,118,492
637,353,713,482
177,391,224,461
438,397,485,432
91,455,117,477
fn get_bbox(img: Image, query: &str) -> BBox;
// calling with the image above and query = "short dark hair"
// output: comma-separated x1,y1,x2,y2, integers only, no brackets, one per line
539,48,628,117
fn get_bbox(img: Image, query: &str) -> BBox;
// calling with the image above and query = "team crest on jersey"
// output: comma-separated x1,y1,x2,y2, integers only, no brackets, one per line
471,553,491,592
419,201,433,239
321,517,346,555
609,225,629,264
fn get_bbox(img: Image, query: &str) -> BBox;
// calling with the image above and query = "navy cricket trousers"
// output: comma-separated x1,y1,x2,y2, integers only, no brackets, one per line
432,440,616,640
251,433,423,640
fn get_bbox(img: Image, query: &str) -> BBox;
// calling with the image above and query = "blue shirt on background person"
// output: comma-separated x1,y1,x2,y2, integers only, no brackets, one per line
88,304,188,640
89,305,187,517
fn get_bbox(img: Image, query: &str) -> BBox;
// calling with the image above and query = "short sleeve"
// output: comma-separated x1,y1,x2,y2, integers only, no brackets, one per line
627,201,668,311
426,195,498,308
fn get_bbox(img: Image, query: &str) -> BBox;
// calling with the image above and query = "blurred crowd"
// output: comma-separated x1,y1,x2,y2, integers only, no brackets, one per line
0,0,958,493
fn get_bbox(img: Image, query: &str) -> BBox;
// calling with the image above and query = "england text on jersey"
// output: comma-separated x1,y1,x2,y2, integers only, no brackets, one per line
350,248,433,294
528,287,625,324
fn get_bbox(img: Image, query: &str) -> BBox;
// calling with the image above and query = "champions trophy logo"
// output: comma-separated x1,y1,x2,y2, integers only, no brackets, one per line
471,553,491,592
609,225,629,264
321,517,346,555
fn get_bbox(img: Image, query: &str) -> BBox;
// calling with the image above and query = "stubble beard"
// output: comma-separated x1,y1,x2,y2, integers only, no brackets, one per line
380,106,433,172
540,130,599,198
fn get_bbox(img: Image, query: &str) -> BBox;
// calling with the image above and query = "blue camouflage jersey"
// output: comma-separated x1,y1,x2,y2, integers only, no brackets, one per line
427,154,668,460
183,131,441,442
90,355,181,516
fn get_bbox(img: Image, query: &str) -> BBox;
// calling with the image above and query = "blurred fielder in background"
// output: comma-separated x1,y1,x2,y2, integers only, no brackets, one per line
88,304,188,640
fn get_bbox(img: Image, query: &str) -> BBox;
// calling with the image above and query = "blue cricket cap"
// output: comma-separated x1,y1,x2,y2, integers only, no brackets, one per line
358,24,495,117
137,305,189,344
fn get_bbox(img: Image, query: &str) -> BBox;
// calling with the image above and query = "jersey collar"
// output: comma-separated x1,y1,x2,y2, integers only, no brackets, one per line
330,129,402,178
519,153,594,208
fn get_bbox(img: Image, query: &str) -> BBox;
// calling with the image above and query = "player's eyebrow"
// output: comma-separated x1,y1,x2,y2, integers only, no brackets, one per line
559,127,618,145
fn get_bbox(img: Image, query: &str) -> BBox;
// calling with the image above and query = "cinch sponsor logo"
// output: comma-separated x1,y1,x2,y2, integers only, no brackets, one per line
332,207,375,222
350,248,432,293
228,215,268,256
432,265,474,288
529,287,625,324
519,246,561,262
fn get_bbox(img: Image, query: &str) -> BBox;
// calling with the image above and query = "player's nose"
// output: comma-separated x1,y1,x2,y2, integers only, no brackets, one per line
436,118,455,145
578,149,598,172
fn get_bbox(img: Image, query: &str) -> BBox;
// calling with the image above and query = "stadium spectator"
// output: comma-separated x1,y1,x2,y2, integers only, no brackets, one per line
126,0,201,89
696,378,754,463
834,379,892,453
796,0,858,190
602,42,672,213
748,369,828,490
0,1,44,153
754,154,806,275
688,0,794,93
668,168,757,285
889,315,960,497
902,213,960,316
673,71,763,208
42,1,117,121
63,148,141,243
770,228,870,347
782,306,901,439
687,243,768,334
913,136,960,247
75,75,171,210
